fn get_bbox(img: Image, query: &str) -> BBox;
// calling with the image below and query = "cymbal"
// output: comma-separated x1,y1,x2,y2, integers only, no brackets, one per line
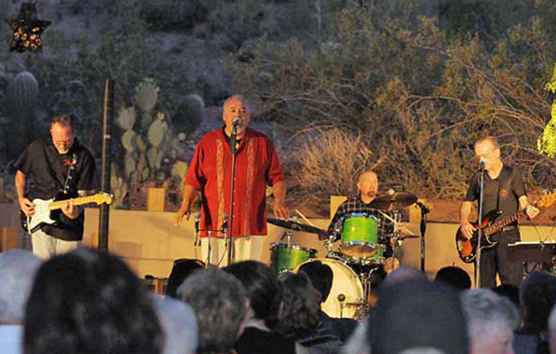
368,192,417,210
267,218,327,236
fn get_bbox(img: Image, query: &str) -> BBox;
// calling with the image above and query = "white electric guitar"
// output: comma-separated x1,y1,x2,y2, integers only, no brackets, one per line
21,192,113,234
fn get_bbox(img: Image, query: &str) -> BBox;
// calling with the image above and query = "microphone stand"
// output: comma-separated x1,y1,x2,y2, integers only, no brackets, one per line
226,123,240,266
416,201,430,273
475,164,486,287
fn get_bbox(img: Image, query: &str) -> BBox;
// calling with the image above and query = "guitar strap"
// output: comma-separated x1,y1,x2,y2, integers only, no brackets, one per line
62,153,78,195
496,166,513,220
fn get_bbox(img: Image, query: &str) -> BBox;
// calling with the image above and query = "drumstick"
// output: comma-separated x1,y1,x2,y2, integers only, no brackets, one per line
295,209,316,227
377,210,395,223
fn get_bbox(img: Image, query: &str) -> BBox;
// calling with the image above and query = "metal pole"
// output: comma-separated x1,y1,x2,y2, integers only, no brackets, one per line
98,79,114,251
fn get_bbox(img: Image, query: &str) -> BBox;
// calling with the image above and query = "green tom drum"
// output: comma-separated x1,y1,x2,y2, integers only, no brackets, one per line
341,213,380,258
270,243,317,274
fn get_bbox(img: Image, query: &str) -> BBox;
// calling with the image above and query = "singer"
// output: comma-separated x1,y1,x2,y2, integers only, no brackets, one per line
176,95,288,266
459,136,539,287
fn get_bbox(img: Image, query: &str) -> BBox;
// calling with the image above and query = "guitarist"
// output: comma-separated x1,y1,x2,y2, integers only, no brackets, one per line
14,114,96,259
459,136,539,288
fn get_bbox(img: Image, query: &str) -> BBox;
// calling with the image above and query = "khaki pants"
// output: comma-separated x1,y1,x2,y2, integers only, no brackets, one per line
200,236,265,267
31,229,79,259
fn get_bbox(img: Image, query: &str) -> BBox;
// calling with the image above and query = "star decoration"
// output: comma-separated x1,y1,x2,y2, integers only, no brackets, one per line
7,3,51,53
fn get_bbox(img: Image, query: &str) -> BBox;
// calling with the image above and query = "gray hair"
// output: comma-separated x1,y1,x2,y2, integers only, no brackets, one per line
177,268,247,354
461,289,519,341
341,321,370,354
0,250,41,323
399,348,446,354
151,294,198,354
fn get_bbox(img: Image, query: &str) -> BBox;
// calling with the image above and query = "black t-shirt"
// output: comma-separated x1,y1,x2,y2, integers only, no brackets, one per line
464,165,526,223
13,137,96,240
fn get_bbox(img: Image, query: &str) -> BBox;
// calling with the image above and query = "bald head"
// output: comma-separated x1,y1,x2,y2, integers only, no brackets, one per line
357,171,378,201
223,95,251,136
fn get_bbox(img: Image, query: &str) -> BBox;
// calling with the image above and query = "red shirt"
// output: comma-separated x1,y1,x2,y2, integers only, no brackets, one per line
185,128,284,237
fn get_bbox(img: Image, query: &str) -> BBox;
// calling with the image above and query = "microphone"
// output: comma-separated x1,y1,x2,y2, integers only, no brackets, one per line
479,159,485,170
232,117,241,129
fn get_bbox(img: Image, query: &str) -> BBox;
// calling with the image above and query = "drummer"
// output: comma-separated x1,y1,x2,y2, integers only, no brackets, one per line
326,171,394,251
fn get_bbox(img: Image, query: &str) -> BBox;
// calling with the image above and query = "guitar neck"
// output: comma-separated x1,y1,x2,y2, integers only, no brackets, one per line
483,212,520,236
49,195,102,210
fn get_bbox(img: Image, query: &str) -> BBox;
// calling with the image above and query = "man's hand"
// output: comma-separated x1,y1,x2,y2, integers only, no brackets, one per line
525,205,540,220
459,221,476,239
18,197,35,217
272,200,289,219
176,204,191,225
61,200,79,219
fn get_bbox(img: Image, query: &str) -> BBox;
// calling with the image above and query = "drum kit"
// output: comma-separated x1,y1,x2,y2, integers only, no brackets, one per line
268,192,419,319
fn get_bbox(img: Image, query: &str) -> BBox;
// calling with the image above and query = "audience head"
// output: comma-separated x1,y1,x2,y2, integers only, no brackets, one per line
371,278,468,354
223,261,282,328
341,322,370,354
520,271,556,334
23,247,163,354
493,284,520,309
165,259,204,299
178,268,247,354
275,272,322,341
151,294,198,354
0,250,41,324
298,260,333,303
381,266,426,289
548,304,556,354
434,266,471,291
461,288,519,354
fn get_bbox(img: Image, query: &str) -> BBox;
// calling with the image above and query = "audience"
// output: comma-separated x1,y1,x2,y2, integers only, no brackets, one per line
298,260,358,342
224,261,296,354
370,278,468,354
493,284,521,309
165,259,205,299
461,288,519,354
0,250,41,354
434,266,471,291
23,247,163,354
151,294,198,354
7,244,556,354
178,268,248,354
276,272,342,354
515,272,556,354
548,305,556,354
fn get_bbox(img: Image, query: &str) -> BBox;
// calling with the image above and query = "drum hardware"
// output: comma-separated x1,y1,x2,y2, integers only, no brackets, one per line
268,217,328,237
337,293,346,318
294,258,365,319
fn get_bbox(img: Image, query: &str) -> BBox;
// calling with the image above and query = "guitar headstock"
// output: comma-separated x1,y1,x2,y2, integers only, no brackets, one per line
91,192,113,206
536,191,556,209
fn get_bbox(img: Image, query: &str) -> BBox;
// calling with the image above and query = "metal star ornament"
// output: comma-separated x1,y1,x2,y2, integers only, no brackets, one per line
7,3,51,53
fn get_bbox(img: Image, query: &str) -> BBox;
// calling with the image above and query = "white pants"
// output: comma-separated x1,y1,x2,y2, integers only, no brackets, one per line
199,236,265,267
31,229,79,259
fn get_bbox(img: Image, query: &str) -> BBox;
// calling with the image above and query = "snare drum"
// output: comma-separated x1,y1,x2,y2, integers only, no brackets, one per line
270,243,316,274
296,258,364,319
341,213,380,258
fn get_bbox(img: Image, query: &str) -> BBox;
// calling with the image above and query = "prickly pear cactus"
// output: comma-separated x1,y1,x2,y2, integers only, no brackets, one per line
538,64,556,158
115,78,202,209
134,78,159,129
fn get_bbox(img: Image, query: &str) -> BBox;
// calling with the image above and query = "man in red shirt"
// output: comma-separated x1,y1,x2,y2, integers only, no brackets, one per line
176,95,288,265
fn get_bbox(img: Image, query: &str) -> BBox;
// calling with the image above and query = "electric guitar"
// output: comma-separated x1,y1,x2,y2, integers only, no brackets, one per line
455,192,556,263
21,192,113,236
